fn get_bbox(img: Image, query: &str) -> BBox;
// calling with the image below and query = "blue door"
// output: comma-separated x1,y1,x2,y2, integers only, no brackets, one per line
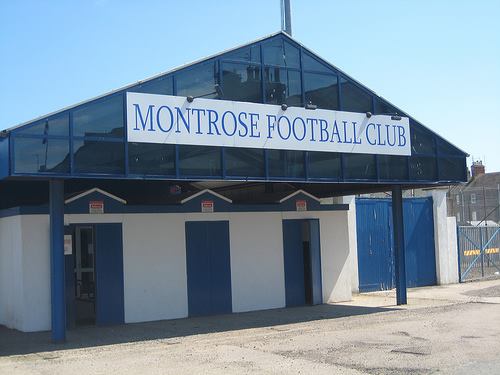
185,221,232,317
283,219,322,307
356,198,436,292
356,200,394,292
95,223,124,325
403,199,437,287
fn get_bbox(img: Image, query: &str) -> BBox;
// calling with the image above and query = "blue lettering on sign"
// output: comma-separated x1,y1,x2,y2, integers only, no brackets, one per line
129,96,410,155
134,104,155,131
156,106,174,133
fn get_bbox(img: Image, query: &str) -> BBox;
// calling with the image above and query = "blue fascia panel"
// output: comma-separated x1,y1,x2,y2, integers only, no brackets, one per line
0,137,10,179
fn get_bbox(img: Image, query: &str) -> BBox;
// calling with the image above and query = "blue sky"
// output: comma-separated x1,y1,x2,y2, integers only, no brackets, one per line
1,0,499,172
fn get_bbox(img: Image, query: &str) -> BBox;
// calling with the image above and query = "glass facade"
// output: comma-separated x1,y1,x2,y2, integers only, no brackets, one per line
222,63,262,103
8,33,466,183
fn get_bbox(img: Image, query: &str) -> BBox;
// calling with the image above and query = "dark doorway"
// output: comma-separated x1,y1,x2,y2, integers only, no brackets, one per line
73,226,96,325
283,219,322,307
65,223,124,327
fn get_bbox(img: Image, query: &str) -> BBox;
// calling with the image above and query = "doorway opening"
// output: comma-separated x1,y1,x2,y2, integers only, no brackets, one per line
283,219,322,307
73,225,96,325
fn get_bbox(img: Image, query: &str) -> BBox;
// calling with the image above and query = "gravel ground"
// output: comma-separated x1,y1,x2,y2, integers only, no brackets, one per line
1,280,500,374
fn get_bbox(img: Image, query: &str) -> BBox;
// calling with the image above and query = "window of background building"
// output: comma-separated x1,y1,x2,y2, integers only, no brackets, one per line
471,193,476,204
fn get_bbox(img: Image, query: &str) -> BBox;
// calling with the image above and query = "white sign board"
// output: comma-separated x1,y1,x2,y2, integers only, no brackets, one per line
64,235,72,255
201,200,214,213
89,200,104,214
126,93,411,156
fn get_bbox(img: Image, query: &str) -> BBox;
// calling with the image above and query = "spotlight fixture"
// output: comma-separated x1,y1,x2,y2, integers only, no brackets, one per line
281,103,288,111
305,103,317,110
366,111,372,118
391,115,402,121
187,96,194,103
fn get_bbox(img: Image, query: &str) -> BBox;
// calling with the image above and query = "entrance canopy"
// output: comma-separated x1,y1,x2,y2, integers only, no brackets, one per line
0,32,467,203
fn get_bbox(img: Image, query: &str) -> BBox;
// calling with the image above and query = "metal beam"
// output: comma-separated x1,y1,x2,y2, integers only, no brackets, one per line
281,0,292,35
392,185,407,305
50,179,66,342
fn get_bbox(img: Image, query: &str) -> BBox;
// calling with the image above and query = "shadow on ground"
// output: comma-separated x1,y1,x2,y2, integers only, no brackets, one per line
0,303,399,357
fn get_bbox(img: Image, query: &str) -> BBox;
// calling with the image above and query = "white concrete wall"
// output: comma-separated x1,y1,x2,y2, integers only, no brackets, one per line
0,216,23,330
20,215,51,331
122,214,188,323
1,208,354,332
446,216,459,283
430,190,460,285
229,212,286,312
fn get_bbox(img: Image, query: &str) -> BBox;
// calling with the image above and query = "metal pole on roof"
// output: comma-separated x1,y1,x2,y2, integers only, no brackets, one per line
281,0,292,36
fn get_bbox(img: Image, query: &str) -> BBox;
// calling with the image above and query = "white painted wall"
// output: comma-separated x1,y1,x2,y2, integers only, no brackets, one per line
0,216,23,330
229,212,286,312
20,215,51,331
122,214,188,323
429,190,460,285
1,207,354,332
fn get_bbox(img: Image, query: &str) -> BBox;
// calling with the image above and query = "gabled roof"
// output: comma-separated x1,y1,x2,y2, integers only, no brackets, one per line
464,172,500,190
1,31,467,156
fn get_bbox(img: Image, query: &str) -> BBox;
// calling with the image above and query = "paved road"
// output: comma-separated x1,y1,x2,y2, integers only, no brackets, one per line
1,279,499,374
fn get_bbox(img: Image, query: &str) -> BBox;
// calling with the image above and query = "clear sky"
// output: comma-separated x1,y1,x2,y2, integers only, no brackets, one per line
1,0,499,172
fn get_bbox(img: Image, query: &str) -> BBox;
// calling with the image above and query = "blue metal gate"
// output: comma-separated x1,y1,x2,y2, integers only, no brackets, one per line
356,197,436,292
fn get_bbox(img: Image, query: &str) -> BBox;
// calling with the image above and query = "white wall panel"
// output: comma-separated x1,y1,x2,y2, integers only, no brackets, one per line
122,214,188,323
229,213,286,312
20,215,51,331
0,216,23,330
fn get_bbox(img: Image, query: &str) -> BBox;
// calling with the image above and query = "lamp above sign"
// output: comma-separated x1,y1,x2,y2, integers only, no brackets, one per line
126,93,411,156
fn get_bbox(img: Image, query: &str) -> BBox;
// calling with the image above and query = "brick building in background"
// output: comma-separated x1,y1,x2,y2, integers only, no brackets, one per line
448,161,500,225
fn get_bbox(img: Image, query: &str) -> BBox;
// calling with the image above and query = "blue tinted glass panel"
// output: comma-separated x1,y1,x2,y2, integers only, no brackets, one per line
263,38,284,66
378,155,408,180
73,139,124,174
224,45,261,63
308,152,341,179
343,154,376,179
284,41,300,69
73,95,124,138
13,137,69,173
286,70,302,106
302,52,334,73
176,62,218,99
129,76,173,95
438,157,466,181
437,138,464,156
269,149,304,178
262,38,300,68
128,143,175,175
411,125,436,155
374,98,398,115
409,156,437,180
264,68,302,106
179,145,221,176
340,78,372,113
225,147,265,177
222,63,262,103
304,73,339,110
15,113,69,137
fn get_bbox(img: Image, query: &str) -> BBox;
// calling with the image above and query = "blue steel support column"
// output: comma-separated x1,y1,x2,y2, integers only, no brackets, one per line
392,185,407,305
50,179,66,342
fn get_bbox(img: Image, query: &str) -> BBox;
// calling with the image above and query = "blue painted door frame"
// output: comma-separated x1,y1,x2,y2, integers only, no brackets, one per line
95,223,125,325
64,223,125,327
283,219,322,307
185,221,232,317
356,197,436,293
